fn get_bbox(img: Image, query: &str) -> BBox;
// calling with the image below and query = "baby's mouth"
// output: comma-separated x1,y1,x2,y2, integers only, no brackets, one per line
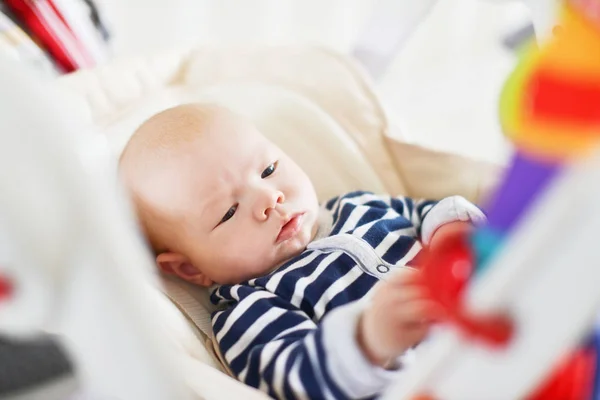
276,213,304,243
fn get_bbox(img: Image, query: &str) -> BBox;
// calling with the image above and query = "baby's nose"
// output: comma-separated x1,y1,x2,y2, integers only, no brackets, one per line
256,189,285,220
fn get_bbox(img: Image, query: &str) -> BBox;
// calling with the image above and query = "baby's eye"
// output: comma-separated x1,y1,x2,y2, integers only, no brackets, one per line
220,204,238,224
261,162,278,179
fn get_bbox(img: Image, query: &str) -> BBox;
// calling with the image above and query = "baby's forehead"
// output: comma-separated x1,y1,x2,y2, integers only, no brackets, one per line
141,106,277,172
200,116,274,150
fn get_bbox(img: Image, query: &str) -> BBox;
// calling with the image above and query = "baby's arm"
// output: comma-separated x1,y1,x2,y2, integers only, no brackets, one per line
387,194,486,244
356,194,484,366
211,285,408,400
357,267,438,367
358,218,478,367
325,192,485,242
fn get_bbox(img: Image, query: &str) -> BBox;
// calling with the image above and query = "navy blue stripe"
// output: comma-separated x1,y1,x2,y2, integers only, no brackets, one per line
211,309,228,337
210,284,235,306
251,251,320,290
350,206,388,234
584,329,600,400
405,197,414,217
416,199,437,218
329,191,371,226
324,272,377,317
325,196,340,211
298,349,326,399
272,253,330,303
330,203,359,235
260,338,303,399
381,235,416,264
390,197,407,217
415,199,437,237
362,198,390,209
297,253,353,319
360,217,413,248
243,345,263,388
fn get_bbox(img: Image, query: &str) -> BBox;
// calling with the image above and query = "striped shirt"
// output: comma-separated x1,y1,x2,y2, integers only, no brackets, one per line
210,191,485,400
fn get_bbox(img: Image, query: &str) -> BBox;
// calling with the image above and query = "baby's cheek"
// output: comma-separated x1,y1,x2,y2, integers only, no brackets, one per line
234,235,270,259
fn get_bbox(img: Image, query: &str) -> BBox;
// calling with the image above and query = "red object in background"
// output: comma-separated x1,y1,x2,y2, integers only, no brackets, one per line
0,273,14,301
419,225,513,346
527,347,596,400
528,68,600,126
5,0,94,72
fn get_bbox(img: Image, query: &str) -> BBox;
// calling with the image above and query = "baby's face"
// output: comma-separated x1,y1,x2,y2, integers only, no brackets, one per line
174,115,319,284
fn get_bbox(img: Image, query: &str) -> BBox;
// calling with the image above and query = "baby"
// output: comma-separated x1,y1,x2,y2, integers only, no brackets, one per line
119,103,486,400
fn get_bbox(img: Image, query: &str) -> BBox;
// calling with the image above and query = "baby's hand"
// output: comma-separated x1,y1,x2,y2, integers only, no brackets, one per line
357,268,439,367
428,221,474,251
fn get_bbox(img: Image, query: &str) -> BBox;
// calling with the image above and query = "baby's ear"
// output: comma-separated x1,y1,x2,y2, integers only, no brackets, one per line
156,252,214,287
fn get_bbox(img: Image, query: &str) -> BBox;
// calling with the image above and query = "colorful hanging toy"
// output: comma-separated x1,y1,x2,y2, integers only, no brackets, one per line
420,0,600,398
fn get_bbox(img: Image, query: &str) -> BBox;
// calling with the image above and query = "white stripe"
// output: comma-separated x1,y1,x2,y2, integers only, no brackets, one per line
326,195,344,213
272,343,297,399
289,357,310,400
305,335,336,400
345,192,383,206
312,266,363,319
412,202,434,227
211,284,234,302
331,192,382,211
321,300,400,398
236,330,286,383
259,379,269,393
211,286,240,328
290,252,341,308
332,193,388,234
395,241,423,267
380,194,393,207
229,285,241,301
257,340,285,391
238,364,249,382
235,317,288,383
273,319,316,341
265,251,321,293
225,307,288,363
215,290,276,342
375,226,417,255
337,205,369,234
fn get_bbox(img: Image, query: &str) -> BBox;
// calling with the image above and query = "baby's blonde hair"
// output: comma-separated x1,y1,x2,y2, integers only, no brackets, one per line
119,103,232,253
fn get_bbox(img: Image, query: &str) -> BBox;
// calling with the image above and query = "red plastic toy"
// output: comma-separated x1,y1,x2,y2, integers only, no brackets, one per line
0,272,13,302
419,226,513,347
420,224,596,398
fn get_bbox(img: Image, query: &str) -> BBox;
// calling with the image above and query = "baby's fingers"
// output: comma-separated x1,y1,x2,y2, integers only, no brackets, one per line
395,299,444,323
386,267,422,287
380,286,430,305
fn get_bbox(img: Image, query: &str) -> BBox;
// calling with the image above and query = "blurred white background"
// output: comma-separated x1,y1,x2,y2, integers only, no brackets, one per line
95,0,535,164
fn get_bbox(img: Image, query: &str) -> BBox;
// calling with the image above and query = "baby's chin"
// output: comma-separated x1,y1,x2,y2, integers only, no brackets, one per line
281,240,307,262
236,217,318,282
259,234,310,275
